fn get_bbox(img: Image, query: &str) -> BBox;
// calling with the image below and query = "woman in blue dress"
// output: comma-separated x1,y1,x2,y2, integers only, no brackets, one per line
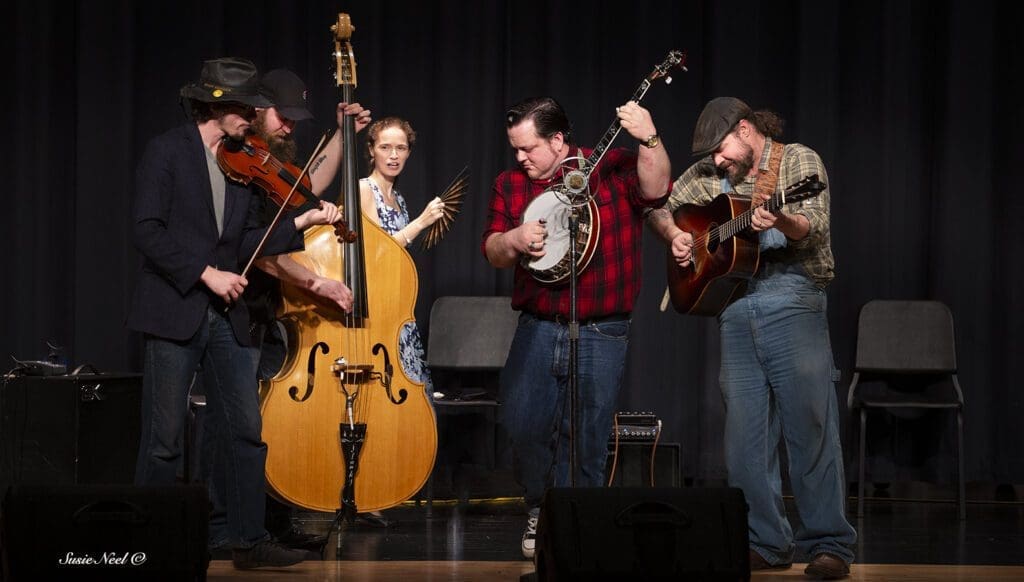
359,117,446,396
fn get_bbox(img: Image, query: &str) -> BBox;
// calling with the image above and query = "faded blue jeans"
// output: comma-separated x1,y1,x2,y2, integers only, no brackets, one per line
718,267,856,565
500,312,630,509
134,306,269,549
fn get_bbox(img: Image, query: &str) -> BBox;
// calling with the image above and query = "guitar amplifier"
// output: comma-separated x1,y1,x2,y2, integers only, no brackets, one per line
609,411,661,442
0,373,142,491
1,484,209,581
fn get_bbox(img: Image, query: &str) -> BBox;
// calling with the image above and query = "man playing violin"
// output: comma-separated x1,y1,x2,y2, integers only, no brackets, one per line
128,57,344,570
482,96,671,559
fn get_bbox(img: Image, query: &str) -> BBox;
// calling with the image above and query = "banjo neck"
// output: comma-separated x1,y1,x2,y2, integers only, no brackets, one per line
583,50,687,173
522,51,686,285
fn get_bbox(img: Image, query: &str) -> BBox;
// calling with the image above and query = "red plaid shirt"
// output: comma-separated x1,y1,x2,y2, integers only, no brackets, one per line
482,146,668,320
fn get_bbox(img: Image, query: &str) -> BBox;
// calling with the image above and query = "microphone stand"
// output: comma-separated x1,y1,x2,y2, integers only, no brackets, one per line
557,158,589,488
566,207,580,487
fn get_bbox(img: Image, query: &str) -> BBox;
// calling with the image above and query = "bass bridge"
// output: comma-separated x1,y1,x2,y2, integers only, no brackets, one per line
331,343,409,407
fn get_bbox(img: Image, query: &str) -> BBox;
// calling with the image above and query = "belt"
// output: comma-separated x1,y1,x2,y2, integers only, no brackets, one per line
530,312,630,326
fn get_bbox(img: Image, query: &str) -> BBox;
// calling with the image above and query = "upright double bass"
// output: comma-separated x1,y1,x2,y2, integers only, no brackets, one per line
259,13,438,514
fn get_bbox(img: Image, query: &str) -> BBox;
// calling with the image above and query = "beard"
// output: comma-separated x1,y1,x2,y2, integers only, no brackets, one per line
252,115,298,163
716,142,755,187
267,135,297,165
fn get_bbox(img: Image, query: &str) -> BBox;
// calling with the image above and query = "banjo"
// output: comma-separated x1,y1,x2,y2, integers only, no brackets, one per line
521,50,687,284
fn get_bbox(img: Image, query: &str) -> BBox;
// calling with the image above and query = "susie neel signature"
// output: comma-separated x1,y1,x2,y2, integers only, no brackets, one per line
58,551,147,566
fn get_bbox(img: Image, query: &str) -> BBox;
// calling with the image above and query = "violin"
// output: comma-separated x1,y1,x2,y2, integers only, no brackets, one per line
217,134,356,242
217,134,318,209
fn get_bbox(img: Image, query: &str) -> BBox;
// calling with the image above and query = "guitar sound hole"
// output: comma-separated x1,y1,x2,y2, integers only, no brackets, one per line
707,224,720,254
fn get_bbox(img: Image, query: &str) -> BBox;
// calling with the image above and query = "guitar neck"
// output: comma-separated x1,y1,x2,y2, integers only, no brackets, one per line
717,190,789,241
717,176,824,242
585,78,654,170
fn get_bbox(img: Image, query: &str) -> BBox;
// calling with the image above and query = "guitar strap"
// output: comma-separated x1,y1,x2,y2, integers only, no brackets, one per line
751,139,785,208
752,140,788,252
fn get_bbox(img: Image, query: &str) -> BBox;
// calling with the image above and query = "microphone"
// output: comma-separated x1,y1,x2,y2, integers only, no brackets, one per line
563,170,588,196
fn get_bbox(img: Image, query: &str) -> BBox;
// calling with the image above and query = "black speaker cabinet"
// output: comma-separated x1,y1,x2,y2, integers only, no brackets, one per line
0,374,142,490
606,442,681,487
535,487,750,582
0,484,209,581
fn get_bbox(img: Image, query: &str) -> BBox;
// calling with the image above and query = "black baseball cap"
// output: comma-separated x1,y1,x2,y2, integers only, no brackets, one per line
259,69,314,121
691,97,752,156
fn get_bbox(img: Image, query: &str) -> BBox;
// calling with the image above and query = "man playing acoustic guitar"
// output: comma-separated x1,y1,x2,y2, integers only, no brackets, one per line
647,97,856,579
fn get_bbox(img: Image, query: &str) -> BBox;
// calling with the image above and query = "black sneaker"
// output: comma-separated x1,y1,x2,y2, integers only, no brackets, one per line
232,540,307,569
273,526,326,550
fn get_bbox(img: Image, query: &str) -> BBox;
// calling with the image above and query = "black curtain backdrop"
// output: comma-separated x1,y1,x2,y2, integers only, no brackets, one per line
4,0,1021,486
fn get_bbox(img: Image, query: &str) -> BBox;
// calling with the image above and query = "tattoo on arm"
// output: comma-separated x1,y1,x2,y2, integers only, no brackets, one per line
647,207,671,227
309,155,326,176
649,208,669,220
647,207,676,240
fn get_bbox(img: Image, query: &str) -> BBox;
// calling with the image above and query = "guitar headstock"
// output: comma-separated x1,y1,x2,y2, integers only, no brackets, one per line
648,50,688,84
331,13,357,89
782,174,827,203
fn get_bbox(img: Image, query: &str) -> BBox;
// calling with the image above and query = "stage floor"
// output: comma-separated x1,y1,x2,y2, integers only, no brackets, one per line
205,561,1024,581
202,490,1024,581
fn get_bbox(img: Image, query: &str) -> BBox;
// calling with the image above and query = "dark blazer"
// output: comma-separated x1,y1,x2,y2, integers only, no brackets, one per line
127,123,303,345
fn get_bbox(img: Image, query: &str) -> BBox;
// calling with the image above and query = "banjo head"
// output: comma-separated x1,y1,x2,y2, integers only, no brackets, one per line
520,189,600,284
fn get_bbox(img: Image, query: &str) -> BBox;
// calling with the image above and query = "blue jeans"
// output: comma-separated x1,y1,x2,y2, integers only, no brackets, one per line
500,313,630,508
134,306,268,549
256,320,287,382
718,268,856,565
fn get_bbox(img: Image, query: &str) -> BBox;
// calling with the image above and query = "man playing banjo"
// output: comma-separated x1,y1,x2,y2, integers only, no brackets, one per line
481,95,671,559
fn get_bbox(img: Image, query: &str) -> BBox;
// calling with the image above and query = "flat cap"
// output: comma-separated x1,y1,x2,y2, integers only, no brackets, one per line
691,97,751,156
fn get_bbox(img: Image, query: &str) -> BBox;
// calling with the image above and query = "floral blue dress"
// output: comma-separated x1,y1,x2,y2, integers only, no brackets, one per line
362,178,433,393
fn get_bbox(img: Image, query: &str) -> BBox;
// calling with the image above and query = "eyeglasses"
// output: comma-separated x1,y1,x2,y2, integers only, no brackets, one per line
375,143,410,155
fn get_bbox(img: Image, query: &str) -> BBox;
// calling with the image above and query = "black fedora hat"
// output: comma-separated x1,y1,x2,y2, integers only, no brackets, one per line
691,97,752,156
179,57,271,108
259,69,314,121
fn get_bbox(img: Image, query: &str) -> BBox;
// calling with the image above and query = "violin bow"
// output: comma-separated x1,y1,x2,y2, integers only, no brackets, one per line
239,132,331,279
420,164,469,250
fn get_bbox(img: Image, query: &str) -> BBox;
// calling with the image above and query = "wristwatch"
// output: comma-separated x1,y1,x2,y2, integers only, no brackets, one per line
641,134,660,149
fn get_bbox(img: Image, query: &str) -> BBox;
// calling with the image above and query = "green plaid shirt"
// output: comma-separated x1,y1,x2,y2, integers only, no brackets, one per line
662,139,835,287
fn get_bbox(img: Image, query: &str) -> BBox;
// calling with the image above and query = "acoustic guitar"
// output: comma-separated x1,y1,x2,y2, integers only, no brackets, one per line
666,174,826,316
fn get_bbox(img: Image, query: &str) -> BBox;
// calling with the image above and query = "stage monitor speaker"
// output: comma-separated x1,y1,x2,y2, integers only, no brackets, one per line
0,373,142,490
534,487,750,582
606,442,681,487
0,484,209,581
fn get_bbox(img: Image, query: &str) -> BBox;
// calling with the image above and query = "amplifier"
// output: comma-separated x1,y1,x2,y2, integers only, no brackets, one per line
606,442,681,488
609,411,661,442
0,373,142,491
1,484,209,581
